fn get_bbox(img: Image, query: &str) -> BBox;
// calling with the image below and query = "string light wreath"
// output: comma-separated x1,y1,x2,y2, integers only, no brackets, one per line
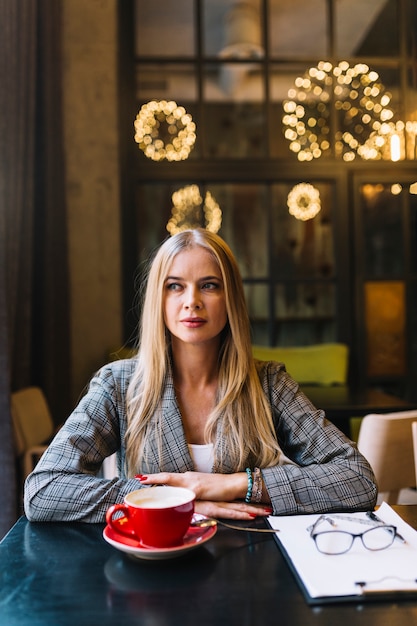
287,183,321,221
134,100,196,162
166,185,222,235
282,61,395,162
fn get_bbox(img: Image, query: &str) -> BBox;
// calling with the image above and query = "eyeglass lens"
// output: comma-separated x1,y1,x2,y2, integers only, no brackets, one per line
314,526,396,555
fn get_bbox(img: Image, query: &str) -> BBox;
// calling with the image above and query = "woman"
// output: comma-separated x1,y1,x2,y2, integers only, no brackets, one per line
24,228,377,522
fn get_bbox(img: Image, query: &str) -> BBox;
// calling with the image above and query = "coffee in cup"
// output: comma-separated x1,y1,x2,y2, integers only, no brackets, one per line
106,486,196,548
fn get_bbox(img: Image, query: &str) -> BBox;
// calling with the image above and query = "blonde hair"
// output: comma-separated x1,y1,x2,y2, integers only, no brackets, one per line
125,228,283,474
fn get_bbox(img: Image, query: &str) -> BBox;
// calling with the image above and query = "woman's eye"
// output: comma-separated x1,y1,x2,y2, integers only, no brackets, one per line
202,282,219,290
166,282,181,291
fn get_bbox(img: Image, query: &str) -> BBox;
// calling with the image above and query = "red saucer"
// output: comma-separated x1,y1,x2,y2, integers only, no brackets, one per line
103,515,217,560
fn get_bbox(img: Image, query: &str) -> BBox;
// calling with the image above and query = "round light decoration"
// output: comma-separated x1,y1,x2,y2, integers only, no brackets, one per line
287,183,321,221
166,185,222,235
134,100,196,162
283,61,395,161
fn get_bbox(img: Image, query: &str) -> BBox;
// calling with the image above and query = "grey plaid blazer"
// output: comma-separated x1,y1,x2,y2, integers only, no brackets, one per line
24,358,377,522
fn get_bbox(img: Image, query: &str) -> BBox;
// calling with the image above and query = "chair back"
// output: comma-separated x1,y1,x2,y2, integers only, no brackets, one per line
357,410,417,503
11,387,54,455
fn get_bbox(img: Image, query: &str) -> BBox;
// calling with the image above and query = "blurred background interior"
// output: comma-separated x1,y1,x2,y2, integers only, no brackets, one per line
2,0,417,534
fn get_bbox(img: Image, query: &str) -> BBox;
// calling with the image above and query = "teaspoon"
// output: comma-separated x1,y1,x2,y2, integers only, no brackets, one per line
191,516,279,533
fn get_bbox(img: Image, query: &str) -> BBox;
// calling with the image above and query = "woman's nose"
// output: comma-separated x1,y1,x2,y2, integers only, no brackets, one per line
184,287,201,309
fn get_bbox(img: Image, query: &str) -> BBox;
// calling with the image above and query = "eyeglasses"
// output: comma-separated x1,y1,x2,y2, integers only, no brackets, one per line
308,514,397,555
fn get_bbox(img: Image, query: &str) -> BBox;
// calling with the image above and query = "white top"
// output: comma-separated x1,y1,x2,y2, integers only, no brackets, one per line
188,443,214,473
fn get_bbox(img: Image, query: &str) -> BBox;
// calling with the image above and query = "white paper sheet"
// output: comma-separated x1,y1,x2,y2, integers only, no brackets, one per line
267,502,417,599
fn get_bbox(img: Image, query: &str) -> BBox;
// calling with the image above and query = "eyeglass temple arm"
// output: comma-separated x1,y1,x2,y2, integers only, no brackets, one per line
367,511,406,543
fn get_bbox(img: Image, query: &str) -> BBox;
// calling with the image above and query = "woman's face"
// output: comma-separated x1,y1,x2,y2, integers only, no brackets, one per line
163,247,228,348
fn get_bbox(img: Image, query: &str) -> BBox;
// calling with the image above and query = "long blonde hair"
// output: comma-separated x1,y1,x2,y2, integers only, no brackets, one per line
125,228,283,474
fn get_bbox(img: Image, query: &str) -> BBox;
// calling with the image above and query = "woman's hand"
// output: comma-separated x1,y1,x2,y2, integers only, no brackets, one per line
135,470,272,519
136,470,245,501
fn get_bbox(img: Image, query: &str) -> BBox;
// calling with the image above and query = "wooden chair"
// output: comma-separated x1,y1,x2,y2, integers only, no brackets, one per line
357,410,417,504
11,386,57,478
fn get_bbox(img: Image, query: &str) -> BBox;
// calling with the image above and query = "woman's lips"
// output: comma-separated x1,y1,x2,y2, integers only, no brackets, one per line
181,317,206,327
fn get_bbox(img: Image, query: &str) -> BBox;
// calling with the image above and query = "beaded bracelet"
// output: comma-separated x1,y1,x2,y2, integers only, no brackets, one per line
245,467,253,503
251,467,263,503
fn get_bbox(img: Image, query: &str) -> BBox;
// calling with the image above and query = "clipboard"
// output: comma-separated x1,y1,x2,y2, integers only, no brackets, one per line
267,502,417,605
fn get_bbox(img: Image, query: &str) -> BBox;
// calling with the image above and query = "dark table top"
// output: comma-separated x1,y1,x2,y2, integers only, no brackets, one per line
1,506,417,626
300,385,417,435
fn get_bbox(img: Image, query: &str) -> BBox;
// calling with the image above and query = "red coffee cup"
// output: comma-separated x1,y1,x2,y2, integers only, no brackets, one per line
106,486,196,548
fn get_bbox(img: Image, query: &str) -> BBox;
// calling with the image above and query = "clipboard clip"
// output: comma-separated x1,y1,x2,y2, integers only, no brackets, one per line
354,576,417,595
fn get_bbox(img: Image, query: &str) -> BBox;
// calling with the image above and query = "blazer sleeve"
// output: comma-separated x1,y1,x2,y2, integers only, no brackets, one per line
256,361,378,515
23,360,141,523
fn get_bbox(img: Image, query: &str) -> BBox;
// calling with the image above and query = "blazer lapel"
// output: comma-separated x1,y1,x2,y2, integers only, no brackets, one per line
143,370,194,473
141,368,237,474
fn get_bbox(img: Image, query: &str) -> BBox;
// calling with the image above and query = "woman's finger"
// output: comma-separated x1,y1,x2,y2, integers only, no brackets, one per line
135,472,174,485
195,500,273,520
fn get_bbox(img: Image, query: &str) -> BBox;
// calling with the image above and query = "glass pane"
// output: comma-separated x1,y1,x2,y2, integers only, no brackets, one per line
135,184,179,262
244,283,269,345
202,102,266,157
274,321,336,346
270,101,295,158
135,0,195,57
406,0,417,56
275,282,335,320
135,181,222,260
375,64,402,120
270,180,336,347
269,0,327,58
335,0,398,57
360,184,404,277
203,0,263,58
271,183,335,279
136,64,197,103
411,186,417,274
204,61,264,103
209,184,268,279
364,281,406,376
203,55,266,157
406,68,417,159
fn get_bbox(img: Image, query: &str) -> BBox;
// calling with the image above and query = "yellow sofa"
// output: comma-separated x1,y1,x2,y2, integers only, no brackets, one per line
111,342,349,387
252,343,349,386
